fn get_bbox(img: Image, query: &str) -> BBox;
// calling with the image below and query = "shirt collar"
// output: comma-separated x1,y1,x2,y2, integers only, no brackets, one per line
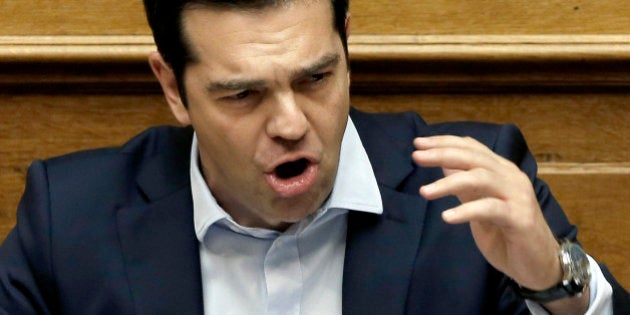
191,116,383,242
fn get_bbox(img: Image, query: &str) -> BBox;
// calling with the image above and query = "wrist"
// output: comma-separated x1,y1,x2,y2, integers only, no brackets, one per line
511,240,591,303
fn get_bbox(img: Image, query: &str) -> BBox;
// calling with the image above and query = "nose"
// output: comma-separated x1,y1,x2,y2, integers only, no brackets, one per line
266,92,309,142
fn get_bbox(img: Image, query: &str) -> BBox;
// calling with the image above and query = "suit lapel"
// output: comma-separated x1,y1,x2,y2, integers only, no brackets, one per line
342,185,428,315
116,128,203,315
342,110,433,314
117,188,203,315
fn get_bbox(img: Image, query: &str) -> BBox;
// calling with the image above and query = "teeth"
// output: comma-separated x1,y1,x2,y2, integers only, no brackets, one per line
275,158,308,179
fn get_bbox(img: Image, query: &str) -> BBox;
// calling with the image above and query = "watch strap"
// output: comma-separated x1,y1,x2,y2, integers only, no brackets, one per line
512,279,585,303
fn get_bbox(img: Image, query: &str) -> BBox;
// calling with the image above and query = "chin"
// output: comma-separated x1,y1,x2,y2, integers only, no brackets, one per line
269,202,319,225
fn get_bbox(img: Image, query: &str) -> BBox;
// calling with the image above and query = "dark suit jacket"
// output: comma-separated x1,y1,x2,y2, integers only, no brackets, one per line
1,108,628,314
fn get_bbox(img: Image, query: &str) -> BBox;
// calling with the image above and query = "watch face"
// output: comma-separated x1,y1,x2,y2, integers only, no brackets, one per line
565,243,591,286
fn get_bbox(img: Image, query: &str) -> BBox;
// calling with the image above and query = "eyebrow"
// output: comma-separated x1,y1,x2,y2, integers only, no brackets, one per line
205,78,266,93
205,53,342,93
291,53,341,80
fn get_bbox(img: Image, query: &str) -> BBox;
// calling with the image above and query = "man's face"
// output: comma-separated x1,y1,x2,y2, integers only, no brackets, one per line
176,0,350,230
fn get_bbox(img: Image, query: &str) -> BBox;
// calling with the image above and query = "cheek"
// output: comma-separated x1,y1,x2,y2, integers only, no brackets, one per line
191,114,255,171
323,83,350,133
201,126,256,164
197,132,260,195
188,100,260,152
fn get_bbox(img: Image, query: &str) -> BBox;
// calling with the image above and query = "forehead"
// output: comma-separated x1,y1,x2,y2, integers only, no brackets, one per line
185,0,293,11
180,0,337,63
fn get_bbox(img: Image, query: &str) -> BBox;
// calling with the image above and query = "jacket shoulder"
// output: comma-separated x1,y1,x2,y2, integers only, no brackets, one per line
34,125,193,205
44,125,192,170
350,107,510,147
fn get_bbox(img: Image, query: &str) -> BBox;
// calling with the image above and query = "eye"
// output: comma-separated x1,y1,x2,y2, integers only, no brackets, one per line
299,72,330,89
218,89,261,108
231,90,251,100
309,73,326,82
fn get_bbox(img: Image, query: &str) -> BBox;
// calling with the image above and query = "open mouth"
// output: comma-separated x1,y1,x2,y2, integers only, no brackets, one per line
265,157,318,198
275,158,309,179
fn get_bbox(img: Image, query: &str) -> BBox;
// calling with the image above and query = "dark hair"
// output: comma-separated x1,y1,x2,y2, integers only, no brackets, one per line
144,0,349,98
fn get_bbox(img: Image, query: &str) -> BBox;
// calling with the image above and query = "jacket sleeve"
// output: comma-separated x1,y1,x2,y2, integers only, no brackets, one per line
0,160,56,314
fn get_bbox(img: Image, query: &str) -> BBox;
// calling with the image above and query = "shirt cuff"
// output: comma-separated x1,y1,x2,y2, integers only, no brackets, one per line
525,255,613,315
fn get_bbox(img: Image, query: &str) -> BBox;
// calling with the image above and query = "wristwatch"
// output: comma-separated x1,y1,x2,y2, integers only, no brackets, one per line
513,240,591,303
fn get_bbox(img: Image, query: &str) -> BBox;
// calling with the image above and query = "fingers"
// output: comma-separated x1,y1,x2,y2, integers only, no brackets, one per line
439,195,538,229
412,136,508,171
412,136,564,292
420,167,502,202
413,135,493,154
414,135,526,201
412,135,538,226
441,198,510,226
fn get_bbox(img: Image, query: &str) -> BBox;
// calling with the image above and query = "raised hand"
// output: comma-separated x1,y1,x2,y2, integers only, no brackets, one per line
411,135,561,291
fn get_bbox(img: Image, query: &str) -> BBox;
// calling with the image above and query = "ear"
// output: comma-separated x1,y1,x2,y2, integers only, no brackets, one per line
148,52,191,125
345,12,351,37
345,12,352,84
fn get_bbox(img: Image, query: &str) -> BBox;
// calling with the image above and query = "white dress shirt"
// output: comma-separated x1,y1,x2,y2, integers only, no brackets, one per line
191,117,382,315
190,116,612,314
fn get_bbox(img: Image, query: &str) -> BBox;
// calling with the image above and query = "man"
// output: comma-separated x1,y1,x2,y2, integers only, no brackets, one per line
0,0,628,314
